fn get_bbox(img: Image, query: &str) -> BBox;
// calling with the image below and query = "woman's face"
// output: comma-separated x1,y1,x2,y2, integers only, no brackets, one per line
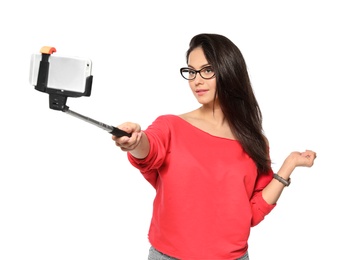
187,47,217,107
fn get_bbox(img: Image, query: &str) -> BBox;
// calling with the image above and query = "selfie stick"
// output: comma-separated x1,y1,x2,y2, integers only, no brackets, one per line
62,106,131,137
35,46,131,138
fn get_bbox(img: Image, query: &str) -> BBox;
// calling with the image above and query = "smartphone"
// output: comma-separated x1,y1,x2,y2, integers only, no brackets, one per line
29,53,92,94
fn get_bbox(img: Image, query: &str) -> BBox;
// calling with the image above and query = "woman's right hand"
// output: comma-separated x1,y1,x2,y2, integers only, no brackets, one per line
111,122,142,152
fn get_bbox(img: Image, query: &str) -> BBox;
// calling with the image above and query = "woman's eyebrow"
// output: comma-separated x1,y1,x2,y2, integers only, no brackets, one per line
187,63,211,69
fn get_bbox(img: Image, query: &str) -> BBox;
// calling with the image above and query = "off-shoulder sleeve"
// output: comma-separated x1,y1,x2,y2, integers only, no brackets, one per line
127,116,171,188
250,169,276,226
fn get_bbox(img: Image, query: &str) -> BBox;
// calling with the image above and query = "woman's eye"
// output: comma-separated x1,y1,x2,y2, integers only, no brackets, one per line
204,68,213,73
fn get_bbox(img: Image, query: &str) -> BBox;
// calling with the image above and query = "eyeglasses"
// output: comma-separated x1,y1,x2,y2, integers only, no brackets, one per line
180,66,215,80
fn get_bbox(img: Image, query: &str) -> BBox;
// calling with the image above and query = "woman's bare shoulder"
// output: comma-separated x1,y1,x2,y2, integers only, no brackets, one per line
178,109,200,122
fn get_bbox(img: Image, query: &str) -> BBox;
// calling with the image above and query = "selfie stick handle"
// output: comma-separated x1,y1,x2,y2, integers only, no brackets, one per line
62,106,131,137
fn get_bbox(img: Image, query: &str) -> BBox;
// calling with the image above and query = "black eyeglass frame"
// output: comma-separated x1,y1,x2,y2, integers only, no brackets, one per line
179,66,216,80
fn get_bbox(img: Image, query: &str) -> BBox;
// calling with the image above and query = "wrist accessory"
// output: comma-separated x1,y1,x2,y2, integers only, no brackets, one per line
273,173,291,187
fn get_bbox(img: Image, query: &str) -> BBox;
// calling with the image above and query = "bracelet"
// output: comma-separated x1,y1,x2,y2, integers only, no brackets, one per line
273,173,291,187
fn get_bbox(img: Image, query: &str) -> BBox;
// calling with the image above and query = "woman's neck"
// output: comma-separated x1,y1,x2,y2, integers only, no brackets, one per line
198,106,226,127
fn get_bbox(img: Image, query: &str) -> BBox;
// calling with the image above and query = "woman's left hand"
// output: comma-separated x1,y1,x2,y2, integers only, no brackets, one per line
289,150,317,168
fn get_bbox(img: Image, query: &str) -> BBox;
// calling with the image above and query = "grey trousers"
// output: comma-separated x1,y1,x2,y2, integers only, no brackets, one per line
148,246,249,260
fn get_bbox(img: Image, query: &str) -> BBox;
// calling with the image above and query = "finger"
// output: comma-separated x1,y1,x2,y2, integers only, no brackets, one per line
302,150,316,157
120,133,142,151
118,123,138,134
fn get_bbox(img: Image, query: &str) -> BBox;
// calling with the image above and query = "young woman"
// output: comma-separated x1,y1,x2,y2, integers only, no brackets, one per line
112,33,316,260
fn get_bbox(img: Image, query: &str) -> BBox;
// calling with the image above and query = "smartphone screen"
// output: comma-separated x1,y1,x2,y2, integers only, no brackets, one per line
29,54,92,94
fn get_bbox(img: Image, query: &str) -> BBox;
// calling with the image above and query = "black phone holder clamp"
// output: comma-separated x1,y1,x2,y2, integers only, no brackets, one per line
35,46,92,111
34,46,131,137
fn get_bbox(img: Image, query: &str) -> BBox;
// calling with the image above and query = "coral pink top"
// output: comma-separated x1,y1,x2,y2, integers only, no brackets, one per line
128,115,275,260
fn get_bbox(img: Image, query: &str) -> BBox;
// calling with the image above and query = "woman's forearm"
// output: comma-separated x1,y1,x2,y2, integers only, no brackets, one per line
262,156,296,204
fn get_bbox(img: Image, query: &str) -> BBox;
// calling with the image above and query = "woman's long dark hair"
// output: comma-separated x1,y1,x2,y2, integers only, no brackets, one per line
186,33,271,174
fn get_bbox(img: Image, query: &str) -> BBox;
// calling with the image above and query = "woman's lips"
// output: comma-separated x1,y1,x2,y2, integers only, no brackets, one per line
195,89,208,96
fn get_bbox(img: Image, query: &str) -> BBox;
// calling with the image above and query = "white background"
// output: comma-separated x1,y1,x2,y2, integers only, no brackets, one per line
1,0,349,259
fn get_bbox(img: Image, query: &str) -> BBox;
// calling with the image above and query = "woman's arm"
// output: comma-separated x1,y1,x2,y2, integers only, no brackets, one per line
111,122,150,159
262,150,317,205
